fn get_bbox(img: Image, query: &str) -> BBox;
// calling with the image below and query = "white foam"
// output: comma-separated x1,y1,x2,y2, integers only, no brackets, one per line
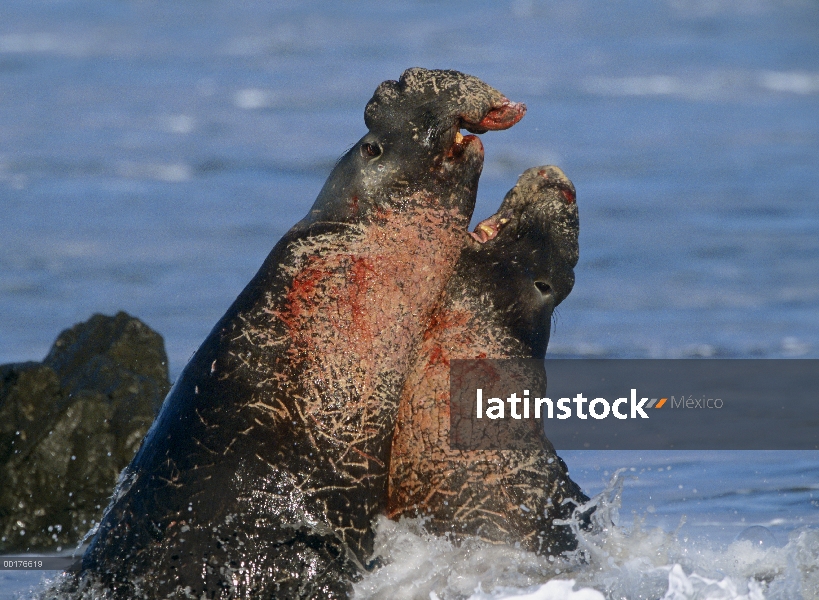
462,580,604,600
662,564,764,600
116,162,193,183
668,0,770,18
356,470,819,599
0,33,61,53
758,71,819,95
0,32,94,56
164,115,195,135
781,337,811,356
583,70,819,100
12,468,819,599
583,75,686,97
234,88,279,110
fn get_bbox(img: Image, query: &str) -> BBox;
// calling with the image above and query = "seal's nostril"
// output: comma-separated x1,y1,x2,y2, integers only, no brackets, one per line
535,281,552,296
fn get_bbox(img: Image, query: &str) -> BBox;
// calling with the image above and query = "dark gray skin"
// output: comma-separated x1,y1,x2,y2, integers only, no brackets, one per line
58,69,525,600
388,166,587,556
462,165,579,358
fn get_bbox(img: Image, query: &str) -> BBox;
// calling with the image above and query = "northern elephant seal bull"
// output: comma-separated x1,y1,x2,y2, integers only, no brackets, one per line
72,68,525,599
387,166,586,556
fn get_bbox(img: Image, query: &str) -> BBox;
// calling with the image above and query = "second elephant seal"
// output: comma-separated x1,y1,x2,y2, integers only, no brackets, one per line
387,166,587,556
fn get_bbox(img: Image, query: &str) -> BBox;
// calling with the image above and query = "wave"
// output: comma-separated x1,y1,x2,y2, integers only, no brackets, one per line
355,470,819,600
582,71,819,100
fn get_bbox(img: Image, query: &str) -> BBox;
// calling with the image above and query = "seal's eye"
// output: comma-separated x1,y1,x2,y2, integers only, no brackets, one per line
535,281,552,297
360,143,382,159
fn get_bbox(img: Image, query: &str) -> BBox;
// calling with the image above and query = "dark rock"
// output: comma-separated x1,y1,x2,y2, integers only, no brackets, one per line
0,312,170,552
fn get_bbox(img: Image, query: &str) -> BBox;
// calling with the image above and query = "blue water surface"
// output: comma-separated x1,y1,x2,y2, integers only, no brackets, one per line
1,1,818,598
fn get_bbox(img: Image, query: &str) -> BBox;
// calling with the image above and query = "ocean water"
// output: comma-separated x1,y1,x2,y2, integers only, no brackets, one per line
1,0,818,598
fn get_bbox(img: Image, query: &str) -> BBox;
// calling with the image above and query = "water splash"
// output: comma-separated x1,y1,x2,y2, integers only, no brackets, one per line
11,469,819,599
355,470,819,600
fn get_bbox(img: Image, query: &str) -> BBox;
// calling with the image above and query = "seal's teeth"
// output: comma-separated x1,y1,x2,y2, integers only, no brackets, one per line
454,131,464,144
477,223,496,239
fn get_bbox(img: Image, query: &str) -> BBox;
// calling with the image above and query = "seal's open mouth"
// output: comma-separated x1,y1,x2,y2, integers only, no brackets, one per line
448,130,480,159
464,99,527,134
448,99,526,159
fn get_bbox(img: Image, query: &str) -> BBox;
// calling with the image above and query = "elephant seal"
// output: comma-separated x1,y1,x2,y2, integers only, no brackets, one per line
70,69,526,599
387,166,587,556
